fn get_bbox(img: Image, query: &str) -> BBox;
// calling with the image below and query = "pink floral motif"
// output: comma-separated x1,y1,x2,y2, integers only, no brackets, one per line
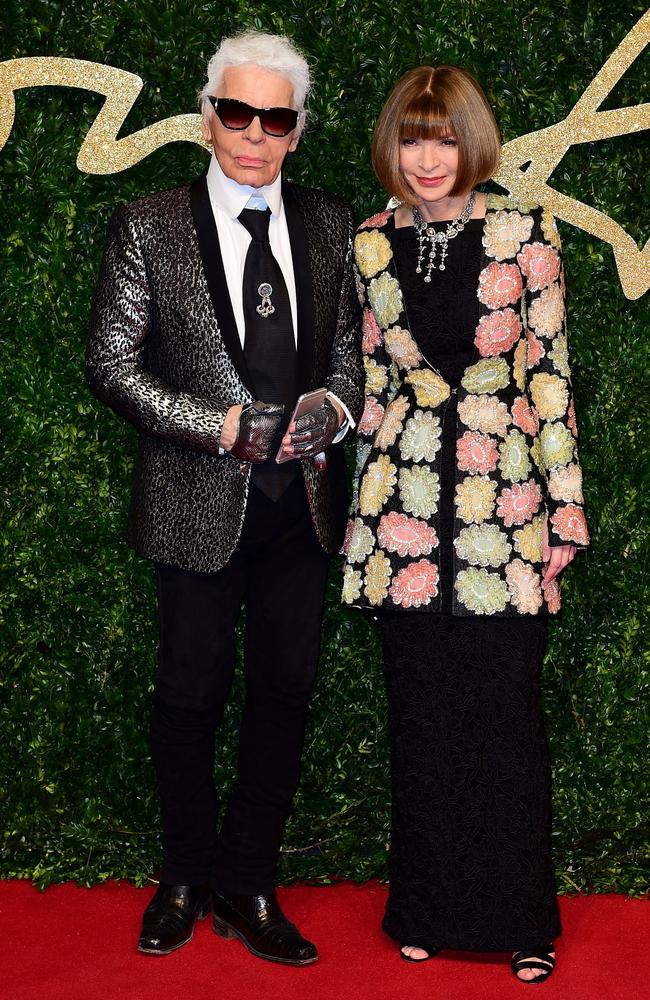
516,242,561,291
525,329,546,368
496,481,543,526
567,398,577,437
341,518,354,555
475,308,522,357
389,559,439,608
477,262,523,309
457,431,499,475
362,308,382,354
511,396,539,436
358,210,392,230
377,511,438,558
358,397,384,436
551,504,589,545
543,577,562,613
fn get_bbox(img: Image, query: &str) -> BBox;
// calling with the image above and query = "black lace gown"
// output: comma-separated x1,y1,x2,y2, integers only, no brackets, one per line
377,218,561,952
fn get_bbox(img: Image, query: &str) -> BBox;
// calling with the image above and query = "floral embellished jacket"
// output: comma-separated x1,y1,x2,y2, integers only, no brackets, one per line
342,195,589,616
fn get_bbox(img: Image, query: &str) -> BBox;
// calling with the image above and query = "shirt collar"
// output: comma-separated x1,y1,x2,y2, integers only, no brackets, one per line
206,153,283,219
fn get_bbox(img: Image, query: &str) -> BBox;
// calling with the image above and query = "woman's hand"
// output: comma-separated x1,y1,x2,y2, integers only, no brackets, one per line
542,516,577,584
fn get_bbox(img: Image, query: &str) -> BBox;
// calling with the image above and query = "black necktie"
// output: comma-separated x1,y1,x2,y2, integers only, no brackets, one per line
238,207,298,500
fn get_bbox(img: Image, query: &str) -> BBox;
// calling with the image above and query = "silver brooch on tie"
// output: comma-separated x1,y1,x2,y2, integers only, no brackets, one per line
256,282,275,318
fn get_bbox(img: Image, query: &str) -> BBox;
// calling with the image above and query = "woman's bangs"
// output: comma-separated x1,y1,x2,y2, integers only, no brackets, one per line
399,95,454,140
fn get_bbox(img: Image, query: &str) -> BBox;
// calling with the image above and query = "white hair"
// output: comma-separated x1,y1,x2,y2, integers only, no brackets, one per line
198,30,312,129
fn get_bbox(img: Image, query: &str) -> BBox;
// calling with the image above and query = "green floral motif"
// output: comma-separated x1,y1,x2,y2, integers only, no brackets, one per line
342,565,362,604
455,567,510,613
454,523,512,568
399,465,440,519
499,429,532,482
461,357,510,394
485,194,538,213
549,335,570,378
540,421,575,468
368,272,403,329
346,521,375,564
399,411,442,462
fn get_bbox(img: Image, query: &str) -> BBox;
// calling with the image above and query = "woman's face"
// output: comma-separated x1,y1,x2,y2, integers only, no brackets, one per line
399,135,459,204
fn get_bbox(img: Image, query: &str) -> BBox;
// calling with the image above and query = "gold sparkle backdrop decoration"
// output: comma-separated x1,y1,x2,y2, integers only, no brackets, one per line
0,10,648,298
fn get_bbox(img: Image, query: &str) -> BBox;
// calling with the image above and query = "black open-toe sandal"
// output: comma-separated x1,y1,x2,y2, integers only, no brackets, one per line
511,947,556,983
400,943,441,963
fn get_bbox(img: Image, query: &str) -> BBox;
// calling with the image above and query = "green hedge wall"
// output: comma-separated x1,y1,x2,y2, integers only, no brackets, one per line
1,0,648,893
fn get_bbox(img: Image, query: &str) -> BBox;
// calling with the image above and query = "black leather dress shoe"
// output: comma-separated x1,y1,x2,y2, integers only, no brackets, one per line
138,883,211,955
212,890,318,965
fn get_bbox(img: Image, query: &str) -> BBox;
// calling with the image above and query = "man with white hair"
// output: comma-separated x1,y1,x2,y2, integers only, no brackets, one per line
87,30,363,964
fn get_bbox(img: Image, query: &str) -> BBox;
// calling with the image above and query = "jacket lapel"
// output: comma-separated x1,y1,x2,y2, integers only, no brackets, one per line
282,182,315,395
189,173,254,393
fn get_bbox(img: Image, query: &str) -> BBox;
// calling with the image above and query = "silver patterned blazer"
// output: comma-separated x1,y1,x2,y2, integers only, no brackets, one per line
87,175,364,573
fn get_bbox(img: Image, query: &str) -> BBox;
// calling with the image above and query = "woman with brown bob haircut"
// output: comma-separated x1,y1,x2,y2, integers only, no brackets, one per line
343,65,589,984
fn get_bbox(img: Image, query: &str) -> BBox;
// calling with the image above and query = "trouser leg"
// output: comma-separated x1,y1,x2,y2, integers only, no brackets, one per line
150,558,246,885
212,480,330,894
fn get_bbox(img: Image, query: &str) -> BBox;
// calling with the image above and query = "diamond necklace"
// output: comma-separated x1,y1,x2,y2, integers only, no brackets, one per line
412,191,476,281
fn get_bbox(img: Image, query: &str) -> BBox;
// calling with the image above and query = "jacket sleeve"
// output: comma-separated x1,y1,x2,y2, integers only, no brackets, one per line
523,208,590,549
86,205,230,456
323,207,365,429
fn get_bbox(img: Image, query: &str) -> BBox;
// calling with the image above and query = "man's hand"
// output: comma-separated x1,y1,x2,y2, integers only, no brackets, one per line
542,515,577,584
281,397,342,459
223,401,284,463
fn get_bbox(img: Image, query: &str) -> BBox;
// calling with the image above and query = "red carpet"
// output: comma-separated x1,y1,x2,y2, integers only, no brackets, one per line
1,880,648,1000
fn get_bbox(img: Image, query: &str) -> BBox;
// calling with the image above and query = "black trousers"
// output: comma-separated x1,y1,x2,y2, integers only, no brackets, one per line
149,476,330,894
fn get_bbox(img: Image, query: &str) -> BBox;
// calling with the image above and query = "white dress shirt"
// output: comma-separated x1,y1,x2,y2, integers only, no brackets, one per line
205,155,353,439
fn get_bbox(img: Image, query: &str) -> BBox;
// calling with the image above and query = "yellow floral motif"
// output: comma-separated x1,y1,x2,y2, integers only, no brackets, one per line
457,394,511,437
513,514,545,563
461,358,510,395
359,454,397,516
405,369,451,408
384,325,423,369
499,429,532,482
513,339,527,391
342,565,363,604
454,523,512,568
364,550,392,606
455,567,510,614
454,476,497,524
364,356,389,395
530,373,569,421
354,229,393,278
375,395,410,451
483,210,534,261
399,466,440,519
540,421,575,468
530,437,546,474
368,272,403,329
506,559,543,614
541,209,562,249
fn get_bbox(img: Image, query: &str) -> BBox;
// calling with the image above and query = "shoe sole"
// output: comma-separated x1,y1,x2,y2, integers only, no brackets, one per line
213,914,319,966
137,904,211,956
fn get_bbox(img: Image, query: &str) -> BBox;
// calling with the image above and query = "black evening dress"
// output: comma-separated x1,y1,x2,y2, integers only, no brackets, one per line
377,217,561,952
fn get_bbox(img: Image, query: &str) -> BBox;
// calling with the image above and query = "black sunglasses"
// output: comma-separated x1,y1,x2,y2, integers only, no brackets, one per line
208,97,299,138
